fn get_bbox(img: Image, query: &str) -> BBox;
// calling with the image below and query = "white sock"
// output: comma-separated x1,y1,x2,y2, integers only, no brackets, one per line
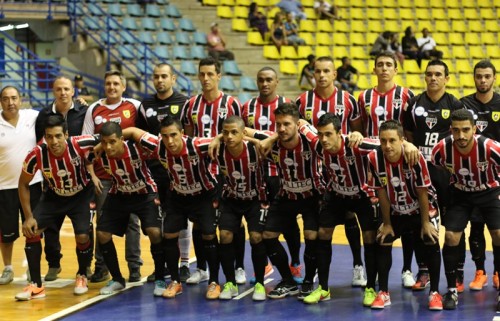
179,221,193,267
4,265,13,271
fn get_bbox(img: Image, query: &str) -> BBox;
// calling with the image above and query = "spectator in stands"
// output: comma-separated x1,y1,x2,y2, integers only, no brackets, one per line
299,54,316,90
388,33,405,68
313,0,340,22
74,75,94,104
270,12,287,53
370,31,391,56
207,22,235,61
276,0,306,21
335,56,359,94
417,28,443,61
284,12,306,50
248,2,269,40
401,26,421,67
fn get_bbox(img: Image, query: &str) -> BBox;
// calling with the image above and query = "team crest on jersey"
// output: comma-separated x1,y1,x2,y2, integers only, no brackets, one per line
493,112,500,122
123,110,131,119
441,109,450,119
305,110,312,120
336,105,345,116
477,161,488,172
248,162,257,172
364,105,371,115
392,99,403,109
70,157,81,166
218,107,228,118
403,169,412,179
345,156,356,165
476,120,488,132
171,105,179,114
302,151,311,160
188,155,199,165
425,117,437,129
131,159,142,169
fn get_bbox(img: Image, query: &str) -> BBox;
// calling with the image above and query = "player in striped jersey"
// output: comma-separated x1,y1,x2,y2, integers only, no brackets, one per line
459,60,500,291
123,116,221,300
431,109,500,311
367,120,443,311
91,122,164,296
296,56,366,286
16,115,97,300
242,67,303,283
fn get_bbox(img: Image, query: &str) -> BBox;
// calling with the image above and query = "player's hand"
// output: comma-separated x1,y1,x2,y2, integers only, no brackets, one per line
76,97,89,106
347,131,364,148
208,136,222,160
376,223,395,244
421,221,439,245
258,137,275,158
92,176,103,195
22,217,38,238
402,141,419,166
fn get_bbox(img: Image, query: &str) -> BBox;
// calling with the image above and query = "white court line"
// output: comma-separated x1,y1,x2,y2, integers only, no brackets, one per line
233,278,274,300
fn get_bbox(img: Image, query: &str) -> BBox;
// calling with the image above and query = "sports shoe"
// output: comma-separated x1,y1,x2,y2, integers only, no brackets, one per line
456,277,464,293
74,275,88,295
268,280,299,299
128,267,141,282
219,282,239,300
99,280,125,295
412,272,430,291
153,280,166,297
303,285,331,304
250,262,274,284
186,268,209,284
428,291,443,311
290,264,304,284
235,268,246,285
352,265,367,287
44,267,62,281
15,283,46,301
90,268,110,283
0,268,14,285
179,266,191,283
494,272,499,289
401,270,415,288
363,287,377,307
469,270,488,290
252,282,266,301
298,280,314,300
443,290,458,310
371,291,391,309
163,281,183,298
206,282,221,300
496,293,500,312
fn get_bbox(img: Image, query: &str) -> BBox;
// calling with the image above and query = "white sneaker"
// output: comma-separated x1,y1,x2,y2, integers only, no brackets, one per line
0,268,14,285
153,280,166,297
100,280,125,295
402,270,416,288
352,265,367,287
186,268,209,284
235,268,246,285
74,274,88,295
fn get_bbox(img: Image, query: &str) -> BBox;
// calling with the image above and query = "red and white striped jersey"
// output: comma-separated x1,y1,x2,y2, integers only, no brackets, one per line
431,135,500,192
216,141,266,201
367,147,434,215
23,135,98,196
139,133,217,195
358,85,414,138
296,88,360,133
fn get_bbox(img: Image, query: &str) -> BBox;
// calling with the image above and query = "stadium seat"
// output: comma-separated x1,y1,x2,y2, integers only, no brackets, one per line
156,0,169,4
430,0,444,7
175,32,191,45
432,33,448,45
157,32,173,45
172,46,190,59
126,4,143,16
234,6,249,18
316,32,332,45
108,3,124,16
232,18,249,32
106,18,120,30
160,18,176,31
332,33,349,46
315,46,331,57
175,76,197,93
350,33,366,46
403,59,420,74
263,45,281,59
118,45,136,60
139,17,155,31
366,0,381,7
220,0,235,5
179,18,196,32
399,8,413,20
238,92,253,105
480,8,496,19
191,32,207,45
137,60,154,75
217,6,233,18
431,8,446,20
451,21,467,33
406,74,425,89
447,8,463,20
367,20,383,33
154,46,170,59
465,33,481,45
353,60,369,74
303,7,317,20
366,32,378,46
469,46,485,59
445,0,461,8
84,17,101,30
356,75,371,90
381,0,398,6
139,31,155,45
446,74,460,88
253,0,269,6
349,8,365,19
366,8,380,20
382,8,398,19
165,5,182,18
119,0,134,3
448,33,464,45
223,60,242,75
468,20,483,32
481,32,497,45
415,8,430,21
203,0,219,5
297,46,314,59
299,33,315,45
485,20,499,32
350,20,367,33
396,0,413,8
280,46,298,59
434,21,450,33
301,0,314,7
236,0,251,5
120,30,136,44
280,60,298,75
456,60,473,73
487,45,500,58
317,20,333,32
220,76,237,91
332,46,349,59
248,31,266,45
384,20,399,32
180,61,198,75
333,21,349,32
145,4,162,17
190,46,206,59
100,31,118,45
464,8,479,20
299,20,316,33
459,74,475,87
240,76,258,91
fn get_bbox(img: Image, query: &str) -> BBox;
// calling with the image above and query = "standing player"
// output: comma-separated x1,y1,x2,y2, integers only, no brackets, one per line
15,115,96,300
403,60,463,291
296,55,366,287
242,67,302,283
0,86,42,285
459,60,500,291
431,109,500,311
92,122,164,296
137,63,192,283
367,120,442,311
83,70,143,283
358,51,418,288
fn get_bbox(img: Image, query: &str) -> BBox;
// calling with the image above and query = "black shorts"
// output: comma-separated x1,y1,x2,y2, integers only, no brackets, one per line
319,192,379,232
265,175,280,203
98,193,162,236
164,190,217,235
428,162,451,213
265,196,320,233
387,214,439,242
0,183,42,243
34,184,94,235
444,187,500,232
218,198,264,233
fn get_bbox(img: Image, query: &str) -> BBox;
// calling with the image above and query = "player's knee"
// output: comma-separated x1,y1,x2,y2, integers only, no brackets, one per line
75,234,89,244
490,229,500,246
219,230,233,244
444,231,461,246
146,227,162,243
249,232,262,244
97,231,111,244
362,230,376,244
318,227,333,240
303,230,317,240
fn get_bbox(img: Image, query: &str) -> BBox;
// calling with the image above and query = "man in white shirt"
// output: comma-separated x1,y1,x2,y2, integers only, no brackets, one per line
417,28,443,60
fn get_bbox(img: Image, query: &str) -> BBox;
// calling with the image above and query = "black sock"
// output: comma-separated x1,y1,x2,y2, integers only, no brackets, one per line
442,244,459,289
220,242,236,283
76,239,92,276
234,226,246,270
99,240,124,284
470,222,486,272
303,239,318,283
457,233,466,280
25,240,42,287
151,242,165,282
414,238,429,275
88,221,95,269
316,239,332,289
376,244,392,292
264,238,293,282
283,223,301,266
424,242,441,293
192,229,207,271
364,243,377,289
345,217,362,267
493,245,500,279
251,241,267,284
204,237,219,284
163,238,180,282
400,231,413,272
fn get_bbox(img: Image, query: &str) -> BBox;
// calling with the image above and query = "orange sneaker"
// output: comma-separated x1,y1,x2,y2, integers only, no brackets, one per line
206,282,221,300
264,262,274,278
163,281,183,298
428,291,443,311
456,279,464,293
469,270,488,291
371,291,391,309
493,272,499,289
15,283,46,301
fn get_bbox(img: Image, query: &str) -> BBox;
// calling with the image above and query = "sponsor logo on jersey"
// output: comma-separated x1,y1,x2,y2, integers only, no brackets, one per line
380,176,387,186
476,120,488,132
493,112,500,122
426,117,437,129
248,116,254,127
365,105,371,115
441,109,450,119
305,110,312,120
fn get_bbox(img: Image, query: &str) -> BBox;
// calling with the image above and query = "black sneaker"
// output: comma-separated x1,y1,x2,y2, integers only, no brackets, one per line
128,268,142,282
90,268,110,283
179,266,191,283
443,290,458,310
298,280,314,300
147,271,156,283
267,280,299,299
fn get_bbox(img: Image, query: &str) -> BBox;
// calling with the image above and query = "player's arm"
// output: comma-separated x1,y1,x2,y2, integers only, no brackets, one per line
417,187,438,244
184,124,194,137
18,171,37,238
375,187,395,244
86,162,103,195
122,127,148,143
402,140,419,166
208,133,223,160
